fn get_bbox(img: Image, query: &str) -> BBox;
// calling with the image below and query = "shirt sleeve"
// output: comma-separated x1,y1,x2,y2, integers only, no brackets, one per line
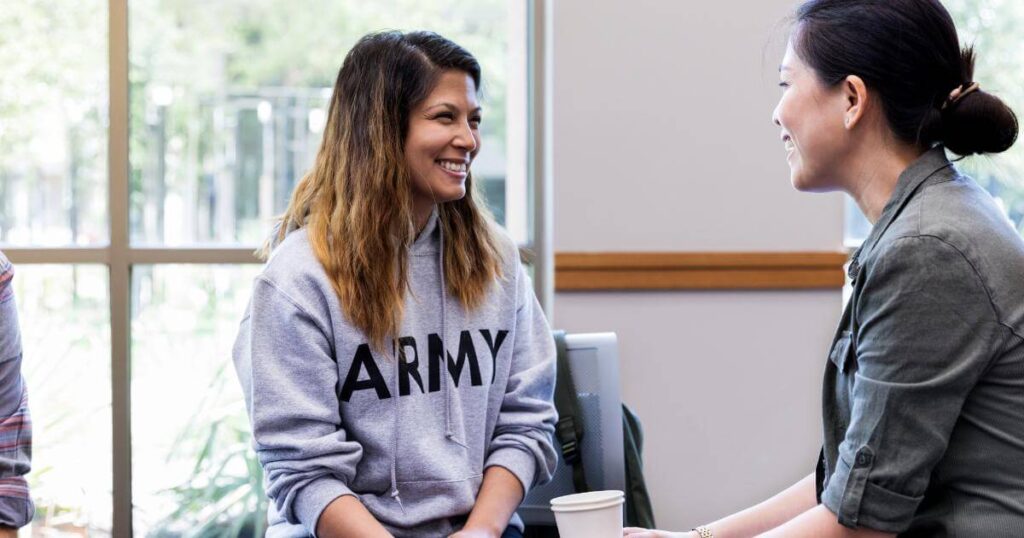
233,276,363,535
484,264,558,495
0,256,34,528
821,236,1000,532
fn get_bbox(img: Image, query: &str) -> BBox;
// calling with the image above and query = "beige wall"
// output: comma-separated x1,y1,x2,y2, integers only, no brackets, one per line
550,0,847,530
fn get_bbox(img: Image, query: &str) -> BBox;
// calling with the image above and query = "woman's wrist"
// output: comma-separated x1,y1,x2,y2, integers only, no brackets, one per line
692,525,714,538
454,521,503,538
460,466,522,537
316,495,393,538
460,518,503,537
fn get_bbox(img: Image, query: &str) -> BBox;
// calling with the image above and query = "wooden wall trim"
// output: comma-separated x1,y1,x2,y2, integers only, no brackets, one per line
554,251,848,291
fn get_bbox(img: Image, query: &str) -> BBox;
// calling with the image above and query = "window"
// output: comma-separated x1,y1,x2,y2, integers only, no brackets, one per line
1,1,535,535
128,0,529,246
1,1,114,534
0,2,108,247
845,1,1024,245
15,266,112,533
130,265,263,534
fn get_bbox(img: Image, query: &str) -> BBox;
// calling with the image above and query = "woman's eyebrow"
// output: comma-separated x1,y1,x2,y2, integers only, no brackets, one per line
424,102,484,114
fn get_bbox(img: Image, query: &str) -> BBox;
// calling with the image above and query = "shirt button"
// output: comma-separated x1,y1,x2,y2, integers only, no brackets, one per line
847,259,861,281
855,452,873,468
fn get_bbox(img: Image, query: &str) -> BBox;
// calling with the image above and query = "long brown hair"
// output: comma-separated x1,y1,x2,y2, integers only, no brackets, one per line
264,31,505,350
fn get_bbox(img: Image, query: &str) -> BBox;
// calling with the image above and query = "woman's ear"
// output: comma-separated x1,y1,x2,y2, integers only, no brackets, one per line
843,75,868,130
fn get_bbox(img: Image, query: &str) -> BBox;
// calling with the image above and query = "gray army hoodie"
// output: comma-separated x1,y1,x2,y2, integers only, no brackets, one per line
232,211,558,537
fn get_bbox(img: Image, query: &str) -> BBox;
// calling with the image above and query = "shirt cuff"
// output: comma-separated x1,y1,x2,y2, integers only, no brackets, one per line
485,447,538,496
821,449,923,533
292,476,356,537
0,493,33,529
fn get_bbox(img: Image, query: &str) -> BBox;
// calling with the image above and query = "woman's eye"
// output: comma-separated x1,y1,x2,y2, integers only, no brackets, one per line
470,116,481,127
434,112,454,122
779,82,790,89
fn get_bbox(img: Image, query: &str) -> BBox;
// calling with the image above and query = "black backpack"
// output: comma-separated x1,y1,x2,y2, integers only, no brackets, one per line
551,330,656,528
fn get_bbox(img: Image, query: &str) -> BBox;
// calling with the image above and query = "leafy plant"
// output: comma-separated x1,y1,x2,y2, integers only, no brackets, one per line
148,363,266,538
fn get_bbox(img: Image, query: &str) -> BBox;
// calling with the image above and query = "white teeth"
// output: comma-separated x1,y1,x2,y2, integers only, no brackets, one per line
439,161,467,173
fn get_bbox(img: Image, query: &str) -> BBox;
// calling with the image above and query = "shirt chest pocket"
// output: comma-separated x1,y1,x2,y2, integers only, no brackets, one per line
829,330,856,375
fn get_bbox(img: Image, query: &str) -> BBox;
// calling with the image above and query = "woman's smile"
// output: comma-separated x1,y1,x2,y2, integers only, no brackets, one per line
436,158,470,180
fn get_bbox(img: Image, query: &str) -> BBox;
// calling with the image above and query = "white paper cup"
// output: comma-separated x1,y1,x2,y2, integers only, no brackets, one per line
550,490,625,538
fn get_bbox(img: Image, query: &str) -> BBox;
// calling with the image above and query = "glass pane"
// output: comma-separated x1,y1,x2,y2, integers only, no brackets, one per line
0,3,109,246
130,264,263,536
844,196,872,247
129,0,526,247
946,1,1024,236
14,265,112,535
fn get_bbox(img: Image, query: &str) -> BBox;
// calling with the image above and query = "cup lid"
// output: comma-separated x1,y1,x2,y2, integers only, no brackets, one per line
551,497,625,513
550,490,625,508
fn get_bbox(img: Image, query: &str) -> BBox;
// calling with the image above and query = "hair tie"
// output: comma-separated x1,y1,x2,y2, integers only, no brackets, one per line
941,82,980,110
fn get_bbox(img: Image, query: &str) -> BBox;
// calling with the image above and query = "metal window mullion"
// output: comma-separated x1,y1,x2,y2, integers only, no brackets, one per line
528,0,554,319
109,1,132,535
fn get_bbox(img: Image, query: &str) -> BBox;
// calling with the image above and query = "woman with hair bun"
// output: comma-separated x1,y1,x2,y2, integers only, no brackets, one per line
627,1,1024,537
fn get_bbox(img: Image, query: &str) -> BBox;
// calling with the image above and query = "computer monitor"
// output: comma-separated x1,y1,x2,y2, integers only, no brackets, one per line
518,332,625,526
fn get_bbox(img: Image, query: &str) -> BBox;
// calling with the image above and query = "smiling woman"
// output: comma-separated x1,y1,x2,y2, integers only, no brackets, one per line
1,1,531,535
267,31,506,350
629,1,1024,537
406,70,484,225
235,30,556,538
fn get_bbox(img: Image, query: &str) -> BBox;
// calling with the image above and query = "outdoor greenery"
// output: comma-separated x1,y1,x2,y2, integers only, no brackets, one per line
14,266,112,534
946,0,1024,233
131,264,264,536
128,0,511,245
0,0,107,245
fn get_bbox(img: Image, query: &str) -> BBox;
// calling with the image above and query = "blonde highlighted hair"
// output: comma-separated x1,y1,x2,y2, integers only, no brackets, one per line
263,31,505,350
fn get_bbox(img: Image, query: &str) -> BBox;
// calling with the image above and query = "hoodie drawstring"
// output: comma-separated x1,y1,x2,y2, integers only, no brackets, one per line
389,212,470,511
439,226,452,440
438,222,469,450
389,342,405,514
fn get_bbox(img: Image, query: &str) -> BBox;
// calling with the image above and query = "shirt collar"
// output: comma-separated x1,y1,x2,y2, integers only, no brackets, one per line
848,146,955,280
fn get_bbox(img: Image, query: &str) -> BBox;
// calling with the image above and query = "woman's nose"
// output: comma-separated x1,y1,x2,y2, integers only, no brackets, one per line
453,122,478,152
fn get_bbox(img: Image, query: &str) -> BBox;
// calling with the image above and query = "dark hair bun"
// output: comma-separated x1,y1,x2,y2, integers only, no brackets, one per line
942,89,1019,156
795,1,1020,157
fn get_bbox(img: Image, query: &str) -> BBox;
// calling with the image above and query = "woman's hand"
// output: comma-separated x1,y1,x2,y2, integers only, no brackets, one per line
449,527,500,538
316,495,393,538
623,528,695,538
0,527,17,538
452,466,523,538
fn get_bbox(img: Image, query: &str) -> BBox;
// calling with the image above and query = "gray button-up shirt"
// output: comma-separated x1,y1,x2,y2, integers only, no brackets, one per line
817,147,1024,536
